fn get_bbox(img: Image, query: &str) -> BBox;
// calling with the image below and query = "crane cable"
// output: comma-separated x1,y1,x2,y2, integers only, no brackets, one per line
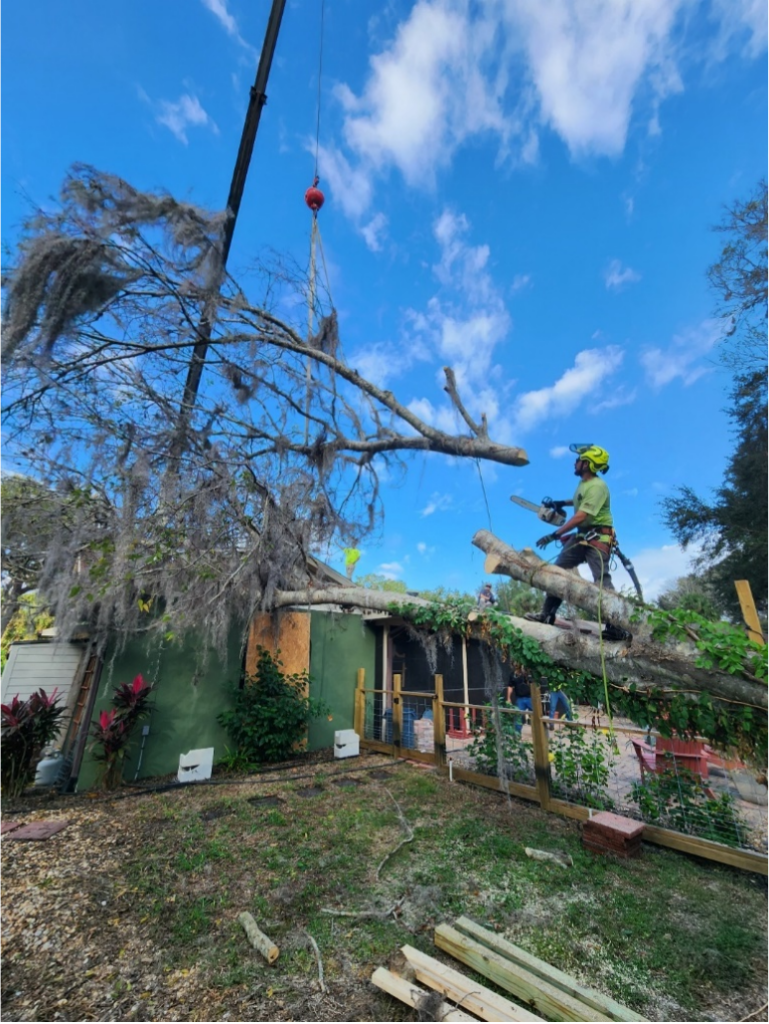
304,0,331,445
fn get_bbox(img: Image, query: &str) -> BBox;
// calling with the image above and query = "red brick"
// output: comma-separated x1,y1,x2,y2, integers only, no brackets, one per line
585,812,644,839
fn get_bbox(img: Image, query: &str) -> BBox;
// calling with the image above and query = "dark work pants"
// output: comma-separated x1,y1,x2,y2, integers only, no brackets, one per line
541,537,614,620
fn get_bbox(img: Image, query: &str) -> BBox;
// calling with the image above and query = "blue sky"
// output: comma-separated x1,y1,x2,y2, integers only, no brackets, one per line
2,0,766,600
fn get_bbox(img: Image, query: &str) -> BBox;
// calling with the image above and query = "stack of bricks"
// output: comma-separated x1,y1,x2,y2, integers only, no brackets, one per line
582,811,644,858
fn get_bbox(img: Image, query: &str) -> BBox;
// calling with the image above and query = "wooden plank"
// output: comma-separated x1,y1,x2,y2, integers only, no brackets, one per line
434,924,613,1022
360,738,396,756
449,765,539,803
529,683,551,810
353,668,365,736
393,673,403,748
452,918,648,1022
402,944,544,1022
433,674,446,767
641,823,768,875
734,580,765,645
371,967,477,1022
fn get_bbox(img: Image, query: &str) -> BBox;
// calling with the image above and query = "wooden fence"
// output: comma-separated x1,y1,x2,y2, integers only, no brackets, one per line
353,671,767,876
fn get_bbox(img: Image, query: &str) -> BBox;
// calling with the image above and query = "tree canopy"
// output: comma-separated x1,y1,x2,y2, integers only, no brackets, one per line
663,371,767,618
1,166,528,650
707,178,767,374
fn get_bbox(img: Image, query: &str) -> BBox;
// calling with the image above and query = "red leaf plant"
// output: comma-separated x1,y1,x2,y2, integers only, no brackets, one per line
90,674,154,790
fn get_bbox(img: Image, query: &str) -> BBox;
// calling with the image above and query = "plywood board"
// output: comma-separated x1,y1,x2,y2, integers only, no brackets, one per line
246,612,310,680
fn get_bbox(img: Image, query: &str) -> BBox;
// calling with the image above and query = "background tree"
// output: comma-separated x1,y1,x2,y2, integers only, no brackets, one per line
1,166,528,652
663,372,767,619
656,573,724,622
707,178,767,374
1,474,110,635
496,579,542,617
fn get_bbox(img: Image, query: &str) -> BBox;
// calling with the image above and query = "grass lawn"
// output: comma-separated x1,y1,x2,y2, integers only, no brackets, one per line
1,753,766,1022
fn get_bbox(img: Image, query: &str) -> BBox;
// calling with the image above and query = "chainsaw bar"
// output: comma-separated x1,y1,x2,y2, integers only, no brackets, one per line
510,495,567,526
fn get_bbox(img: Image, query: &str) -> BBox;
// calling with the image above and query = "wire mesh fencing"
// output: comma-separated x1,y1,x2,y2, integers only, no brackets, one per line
354,673,767,857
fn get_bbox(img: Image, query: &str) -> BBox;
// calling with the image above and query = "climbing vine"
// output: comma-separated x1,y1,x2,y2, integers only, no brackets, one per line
389,597,768,768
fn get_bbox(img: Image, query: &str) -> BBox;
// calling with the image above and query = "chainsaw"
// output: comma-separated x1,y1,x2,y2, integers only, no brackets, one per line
510,495,644,602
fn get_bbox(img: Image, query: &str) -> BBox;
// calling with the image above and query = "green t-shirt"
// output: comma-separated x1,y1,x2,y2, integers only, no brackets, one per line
573,477,613,529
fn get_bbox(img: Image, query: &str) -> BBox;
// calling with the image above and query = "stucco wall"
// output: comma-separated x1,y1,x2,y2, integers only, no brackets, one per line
308,612,377,751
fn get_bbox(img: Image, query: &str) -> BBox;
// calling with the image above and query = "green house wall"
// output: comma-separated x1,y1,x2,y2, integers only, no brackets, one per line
77,627,243,789
308,612,377,751
78,611,378,787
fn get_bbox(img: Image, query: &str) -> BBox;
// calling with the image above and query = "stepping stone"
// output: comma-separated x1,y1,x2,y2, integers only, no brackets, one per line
1,821,23,835
248,795,284,807
331,776,362,788
296,786,324,798
369,770,393,780
7,820,70,841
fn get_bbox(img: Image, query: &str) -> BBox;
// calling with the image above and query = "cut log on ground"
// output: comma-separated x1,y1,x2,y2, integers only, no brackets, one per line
237,913,279,963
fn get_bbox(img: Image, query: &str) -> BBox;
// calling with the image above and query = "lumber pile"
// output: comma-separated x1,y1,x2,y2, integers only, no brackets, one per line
372,916,649,1022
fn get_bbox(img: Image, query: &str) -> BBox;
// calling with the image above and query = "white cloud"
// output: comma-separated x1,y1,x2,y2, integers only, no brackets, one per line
710,0,768,58
405,210,512,433
513,346,624,433
379,561,405,579
316,143,374,220
351,344,398,388
338,1,508,189
420,492,453,517
615,540,706,601
550,446,570,458
417,541,436,556
623,487,639,497
503,0,685,157
200,0,253,50
604,259,641,290
318,0,761,224
593,386,637,413
360,212,388,252
640,319,723,388
155,94,218,145
511,273,532,292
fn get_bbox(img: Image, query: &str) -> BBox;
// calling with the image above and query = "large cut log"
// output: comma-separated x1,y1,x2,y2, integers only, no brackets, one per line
274,587,767,712
472,529,639,632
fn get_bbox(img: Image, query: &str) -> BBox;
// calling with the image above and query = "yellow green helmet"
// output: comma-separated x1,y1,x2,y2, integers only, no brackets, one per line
569,443,610,474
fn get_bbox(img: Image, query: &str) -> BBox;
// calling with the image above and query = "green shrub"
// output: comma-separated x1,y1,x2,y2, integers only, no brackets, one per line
549,725,616,810
630,768,750,848
1,689,65,798
89,673,154,789
218,647,329,765
467,704,534,784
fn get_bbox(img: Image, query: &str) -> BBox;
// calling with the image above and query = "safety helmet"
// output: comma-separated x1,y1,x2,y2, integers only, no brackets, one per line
569,443,610,474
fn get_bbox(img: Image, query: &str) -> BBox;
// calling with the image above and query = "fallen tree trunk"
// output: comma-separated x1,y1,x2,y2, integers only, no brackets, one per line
472,529,640,633
273,587,767,711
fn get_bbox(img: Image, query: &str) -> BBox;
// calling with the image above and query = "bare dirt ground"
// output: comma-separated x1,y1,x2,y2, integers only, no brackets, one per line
2,752,767,1023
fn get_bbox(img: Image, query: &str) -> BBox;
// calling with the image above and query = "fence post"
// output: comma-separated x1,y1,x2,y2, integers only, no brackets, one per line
354,668,365,737
392,673,403,750
529,683,552,810
433,674,446,767
735,580,765,645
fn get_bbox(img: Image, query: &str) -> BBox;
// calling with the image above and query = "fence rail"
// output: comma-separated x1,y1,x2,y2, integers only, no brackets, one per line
353,671,767,875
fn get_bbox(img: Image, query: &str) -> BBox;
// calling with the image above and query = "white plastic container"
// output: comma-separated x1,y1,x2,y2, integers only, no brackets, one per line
333,729,360,759
34,752,63,787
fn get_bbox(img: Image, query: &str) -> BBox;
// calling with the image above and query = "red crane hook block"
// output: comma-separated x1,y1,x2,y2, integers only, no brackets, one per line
305,175,325,212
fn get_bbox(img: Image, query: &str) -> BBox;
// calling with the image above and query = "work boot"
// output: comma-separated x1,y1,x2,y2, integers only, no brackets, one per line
524,611,555,625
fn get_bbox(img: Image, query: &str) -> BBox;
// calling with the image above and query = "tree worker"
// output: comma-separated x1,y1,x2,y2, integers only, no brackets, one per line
525,443,614,625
